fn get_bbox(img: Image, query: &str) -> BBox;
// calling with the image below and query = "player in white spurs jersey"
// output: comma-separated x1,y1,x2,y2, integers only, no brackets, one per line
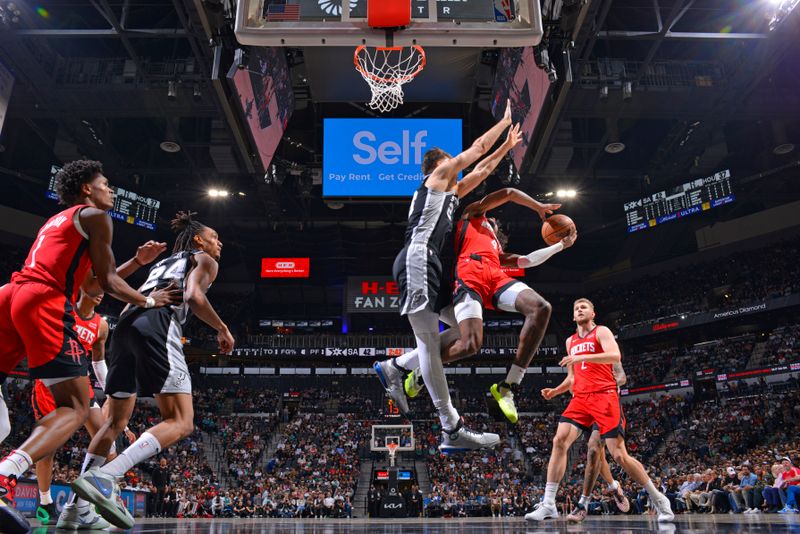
375,100,519,451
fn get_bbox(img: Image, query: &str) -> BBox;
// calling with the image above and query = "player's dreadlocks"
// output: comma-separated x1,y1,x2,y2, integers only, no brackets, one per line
54,159,104,205
170,211,206,253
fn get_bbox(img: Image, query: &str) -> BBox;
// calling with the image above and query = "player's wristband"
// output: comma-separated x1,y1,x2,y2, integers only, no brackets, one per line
91,360,108,390
144,296,156,308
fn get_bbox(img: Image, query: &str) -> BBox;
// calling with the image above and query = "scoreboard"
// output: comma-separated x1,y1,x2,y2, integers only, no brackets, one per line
624,169,735,233
46,165,160,231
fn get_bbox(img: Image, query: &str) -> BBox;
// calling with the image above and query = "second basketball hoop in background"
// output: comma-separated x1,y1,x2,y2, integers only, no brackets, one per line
354,45,426,112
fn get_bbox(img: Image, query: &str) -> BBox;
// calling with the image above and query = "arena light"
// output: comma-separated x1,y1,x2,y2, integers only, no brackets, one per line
556,189,577,199
209,189,219,197
769,0,800,29
217,190,229,197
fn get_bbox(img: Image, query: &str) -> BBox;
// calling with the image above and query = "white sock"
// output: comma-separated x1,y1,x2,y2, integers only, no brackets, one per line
644,479,660,497
505,364,526,385
0,449,32,478
608,480,619,491
394,350,418,372
578,494,590,507
100,432,161,478
544,482,559,506
0,394,10,444
68,453,107,506
408,311,459,430
39,490,53,505
395,327,460,371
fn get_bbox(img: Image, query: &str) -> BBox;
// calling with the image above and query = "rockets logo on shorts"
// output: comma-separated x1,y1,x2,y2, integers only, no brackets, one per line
64,339,85,364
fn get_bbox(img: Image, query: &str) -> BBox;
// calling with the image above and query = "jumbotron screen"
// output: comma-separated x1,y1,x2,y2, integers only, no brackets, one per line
624,169,735,233
46,165,160,231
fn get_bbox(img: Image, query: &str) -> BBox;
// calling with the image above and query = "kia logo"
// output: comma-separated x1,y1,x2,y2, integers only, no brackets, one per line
276,262,295,269
383,503,403,509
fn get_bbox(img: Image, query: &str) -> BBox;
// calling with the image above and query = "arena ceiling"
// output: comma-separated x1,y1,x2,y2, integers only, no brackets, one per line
0,0,799,287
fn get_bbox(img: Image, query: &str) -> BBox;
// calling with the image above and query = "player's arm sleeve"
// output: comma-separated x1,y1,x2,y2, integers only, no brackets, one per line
517,242,564,268
91,318,109,388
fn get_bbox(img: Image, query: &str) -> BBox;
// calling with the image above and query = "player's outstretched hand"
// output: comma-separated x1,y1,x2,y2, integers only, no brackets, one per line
561,227,578,249
503,124,522,149
135,240,167,265
503,99,512,122
541,388,556,400
148,281,183,307
217,326,235,354
124,427,137,443
537,203,561,221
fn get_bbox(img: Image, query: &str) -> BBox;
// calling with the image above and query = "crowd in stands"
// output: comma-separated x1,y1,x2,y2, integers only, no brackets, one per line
763,324,800,367
621,325,796,389
254,414,366,518
3,372,800,519
414,416,538,517
593,238,800,329
218,416,276,488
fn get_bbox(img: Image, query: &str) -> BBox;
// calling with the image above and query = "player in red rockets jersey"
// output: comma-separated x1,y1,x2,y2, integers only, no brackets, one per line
445,188,569,422
0,160,180,533
526,298,674,523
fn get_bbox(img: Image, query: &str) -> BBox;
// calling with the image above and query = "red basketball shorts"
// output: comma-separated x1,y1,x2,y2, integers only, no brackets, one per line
0,282,88,380
31,379,96,421
454,255,519,311
560,390,626,439
31,380,57,421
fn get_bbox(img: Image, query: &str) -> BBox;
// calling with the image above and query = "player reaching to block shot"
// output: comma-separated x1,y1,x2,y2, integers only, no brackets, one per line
375,100,518,451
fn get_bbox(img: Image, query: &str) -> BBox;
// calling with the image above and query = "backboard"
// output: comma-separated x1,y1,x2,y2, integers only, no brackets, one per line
371,424,415,452
235,0,543,47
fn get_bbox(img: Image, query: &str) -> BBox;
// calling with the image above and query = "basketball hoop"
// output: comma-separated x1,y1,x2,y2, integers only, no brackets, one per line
386,442,399,467
354,45,426,113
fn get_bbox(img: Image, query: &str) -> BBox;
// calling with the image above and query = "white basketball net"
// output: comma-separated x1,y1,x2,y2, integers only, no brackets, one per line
354,45,426,113
387,442,399,467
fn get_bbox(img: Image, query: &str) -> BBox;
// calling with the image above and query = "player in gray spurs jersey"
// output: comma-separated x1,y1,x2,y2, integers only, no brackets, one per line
374,100,520,451
71,211,235,530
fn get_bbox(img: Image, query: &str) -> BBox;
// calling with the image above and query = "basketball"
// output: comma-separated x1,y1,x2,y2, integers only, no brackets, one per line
541,214,575,245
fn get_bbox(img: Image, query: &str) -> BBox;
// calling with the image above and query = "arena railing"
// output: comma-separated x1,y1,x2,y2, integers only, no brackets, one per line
242,332,521,349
